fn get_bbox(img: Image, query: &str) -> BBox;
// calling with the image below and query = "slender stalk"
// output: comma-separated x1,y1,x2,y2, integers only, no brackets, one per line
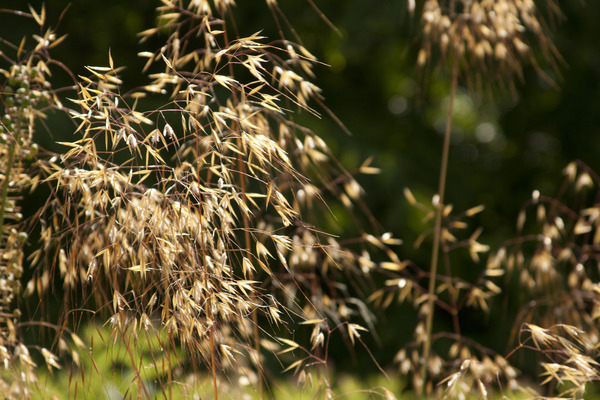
443,249,461,335
420,58,459,396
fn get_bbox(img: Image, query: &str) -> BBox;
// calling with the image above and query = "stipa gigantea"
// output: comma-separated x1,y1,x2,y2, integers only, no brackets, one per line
17,1,395,398
405,0,563,395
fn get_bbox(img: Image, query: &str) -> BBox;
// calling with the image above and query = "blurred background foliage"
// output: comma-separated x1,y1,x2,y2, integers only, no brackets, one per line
5,0,600,383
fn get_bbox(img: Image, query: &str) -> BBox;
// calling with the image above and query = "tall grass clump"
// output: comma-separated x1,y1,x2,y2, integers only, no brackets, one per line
379,1,600,394
369,0,567,397
3,1,600,400
1,2,396,399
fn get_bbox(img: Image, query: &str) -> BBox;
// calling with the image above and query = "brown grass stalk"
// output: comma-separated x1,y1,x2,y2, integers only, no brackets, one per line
420,57,459,396
0,2,397,398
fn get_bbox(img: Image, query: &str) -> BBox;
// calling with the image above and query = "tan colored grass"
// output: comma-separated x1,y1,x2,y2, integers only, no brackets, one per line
416,0,561,93
0,2,394,398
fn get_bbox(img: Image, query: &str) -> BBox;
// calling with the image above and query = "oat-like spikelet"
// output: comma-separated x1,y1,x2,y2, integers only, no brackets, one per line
519,323,600,398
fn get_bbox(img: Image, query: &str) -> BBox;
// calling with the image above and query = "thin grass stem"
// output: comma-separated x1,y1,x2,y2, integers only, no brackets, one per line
420,58,459,397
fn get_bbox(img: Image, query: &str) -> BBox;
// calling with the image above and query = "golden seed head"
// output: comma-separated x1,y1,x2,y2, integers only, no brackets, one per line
417,0,560,89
